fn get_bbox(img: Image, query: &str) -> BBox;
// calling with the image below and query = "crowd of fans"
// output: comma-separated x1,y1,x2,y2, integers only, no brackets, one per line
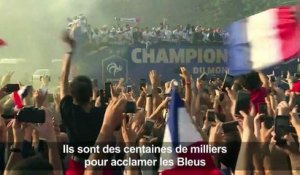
67,14,228,47
0,30,300,175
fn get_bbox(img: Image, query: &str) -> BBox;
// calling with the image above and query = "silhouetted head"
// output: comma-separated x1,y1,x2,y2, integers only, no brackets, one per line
70,75,92,105
236,71,262,91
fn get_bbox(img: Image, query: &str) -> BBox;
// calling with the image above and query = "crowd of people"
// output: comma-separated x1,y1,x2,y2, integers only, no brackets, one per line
67,14,227,48
0,30,300,175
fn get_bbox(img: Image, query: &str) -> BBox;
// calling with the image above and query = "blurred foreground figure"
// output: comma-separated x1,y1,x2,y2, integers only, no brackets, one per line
60,32,106,175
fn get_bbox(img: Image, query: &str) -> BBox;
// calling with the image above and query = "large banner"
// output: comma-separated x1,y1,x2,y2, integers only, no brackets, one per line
82,43,228,87
80,42,299,88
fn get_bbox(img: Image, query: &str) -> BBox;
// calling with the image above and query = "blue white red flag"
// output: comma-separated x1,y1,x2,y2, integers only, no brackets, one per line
226,6,300,75
160,89,220,175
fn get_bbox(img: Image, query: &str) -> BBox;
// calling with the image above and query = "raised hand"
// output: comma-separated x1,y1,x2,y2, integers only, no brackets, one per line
152,120,165,138
164,81,172,94
274,134,299,155
32,108,56,142
238,111,255,141
110,83,121,99
11,119,24,144
139,137,158,147
217,92,232,116
121,117,144,146
288,92,295,109
149,70,159,87
0,117,7,142
179,67,191,82
196,77,203,91
253,114,273,143
95,95,102,108
226,87,239,119
290,107,300,135
34,89,48,107
0,86,8,100
116,78,125,89
101,97,127,132
1,71,14,86
209,123,222,144
277,101,290,116
226,87,237,102
53,93,61,106
160,97,171,108
61,31,75,50
40,75,50,87
92,83,98,101
286,71,293,82
265,96,275,117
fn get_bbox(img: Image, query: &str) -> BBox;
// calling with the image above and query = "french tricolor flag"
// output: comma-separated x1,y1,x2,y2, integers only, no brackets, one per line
159,90,220,175
226,6,300,75
12,86,29,110
0,38,7,47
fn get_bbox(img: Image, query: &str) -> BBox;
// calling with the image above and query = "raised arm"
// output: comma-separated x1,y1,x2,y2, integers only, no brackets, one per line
289,108,300,175
149,97,170,120
180,67,191,108
136,90,146,109
60,32,75,99
4,120,24,175
258,71,269,88
286,71,295,90
84,96,127,175
121,117,144,175
235,111,255,175
42,109,63,175
145,95,153,118
1,71,14,87
149,70,162,111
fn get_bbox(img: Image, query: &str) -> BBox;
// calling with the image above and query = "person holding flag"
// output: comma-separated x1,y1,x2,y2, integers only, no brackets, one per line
159,88,221,175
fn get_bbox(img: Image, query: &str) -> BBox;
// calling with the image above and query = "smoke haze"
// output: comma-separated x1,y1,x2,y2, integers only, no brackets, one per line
0,0,297,81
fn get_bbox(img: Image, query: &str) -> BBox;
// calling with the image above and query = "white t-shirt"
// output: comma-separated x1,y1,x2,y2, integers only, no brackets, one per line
122,29,133,41
157,28,165,37
202,32,209,42
99,30,109,42
109,32,117,40
149,31,157,38
182,30,188,40
91,31,99,40
142,31,151,41
182,29,193,42
173,29,183,39
164,29,172,40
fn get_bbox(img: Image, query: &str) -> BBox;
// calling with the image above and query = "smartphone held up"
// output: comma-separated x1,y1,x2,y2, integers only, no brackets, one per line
143,119,155,138
4,84,20,93
105,82,111,99
234,91,250,116
1,107,46,124
207,109,216,122
222,73,234,91
16,107,46,123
